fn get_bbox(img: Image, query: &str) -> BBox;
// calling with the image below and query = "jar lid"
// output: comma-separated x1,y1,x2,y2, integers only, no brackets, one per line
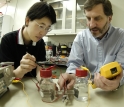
40,69,52,78
76,68,87,77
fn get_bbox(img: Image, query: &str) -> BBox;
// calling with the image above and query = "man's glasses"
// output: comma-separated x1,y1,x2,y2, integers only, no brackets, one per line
35,21,52,32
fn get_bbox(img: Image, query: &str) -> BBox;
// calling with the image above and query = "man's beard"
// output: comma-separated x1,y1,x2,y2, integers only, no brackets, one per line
89,21,109,38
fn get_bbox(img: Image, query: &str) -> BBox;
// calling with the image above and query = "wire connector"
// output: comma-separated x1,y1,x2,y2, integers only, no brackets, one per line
62,94,69,103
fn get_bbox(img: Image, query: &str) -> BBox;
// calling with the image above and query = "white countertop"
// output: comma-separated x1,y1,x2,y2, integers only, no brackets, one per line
0,77,124,107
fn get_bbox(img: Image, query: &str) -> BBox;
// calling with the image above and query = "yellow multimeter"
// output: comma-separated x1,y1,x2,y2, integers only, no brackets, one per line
100,62,122,79
91,61,122,89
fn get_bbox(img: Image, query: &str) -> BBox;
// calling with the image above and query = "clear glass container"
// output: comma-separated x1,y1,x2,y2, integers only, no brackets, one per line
39,69,56,103
74,68,88,102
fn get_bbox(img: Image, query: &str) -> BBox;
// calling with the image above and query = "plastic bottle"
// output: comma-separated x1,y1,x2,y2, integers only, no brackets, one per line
74,67,88,102
39,68,56,102
48,46,53,57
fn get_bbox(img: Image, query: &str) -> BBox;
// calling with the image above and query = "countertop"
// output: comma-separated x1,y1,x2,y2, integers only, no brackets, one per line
0,77,124,107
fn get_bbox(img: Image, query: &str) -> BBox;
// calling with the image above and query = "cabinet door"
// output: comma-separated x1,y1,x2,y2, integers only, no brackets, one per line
76,0,87,33
45,0,74,35
45,0,87,35
0,16,3,39
49,1,63,31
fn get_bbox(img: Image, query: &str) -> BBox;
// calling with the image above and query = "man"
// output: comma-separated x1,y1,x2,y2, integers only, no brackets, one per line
58,0,124,91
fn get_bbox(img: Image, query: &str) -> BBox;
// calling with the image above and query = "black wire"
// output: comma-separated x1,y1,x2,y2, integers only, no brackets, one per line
30,72,39,83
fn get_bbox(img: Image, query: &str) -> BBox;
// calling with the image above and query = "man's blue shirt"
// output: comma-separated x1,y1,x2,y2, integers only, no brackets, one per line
66,25,124,85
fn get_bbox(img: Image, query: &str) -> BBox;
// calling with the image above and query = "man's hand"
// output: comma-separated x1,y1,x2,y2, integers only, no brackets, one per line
13,53,37,78
94,71,123,91
58,73,76,90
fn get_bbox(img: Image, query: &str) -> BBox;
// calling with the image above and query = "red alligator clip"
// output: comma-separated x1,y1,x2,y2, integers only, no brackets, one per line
46,65,56,70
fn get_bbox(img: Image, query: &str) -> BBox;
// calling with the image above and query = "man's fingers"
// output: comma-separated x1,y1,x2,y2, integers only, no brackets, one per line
94,73,108,89
58,74,65,89
67,79,75,89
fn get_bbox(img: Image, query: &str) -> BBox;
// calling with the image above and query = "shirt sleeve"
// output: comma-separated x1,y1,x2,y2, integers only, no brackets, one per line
66,32,85,74
115,31,124,86
0,34,16,62
120,71,124,86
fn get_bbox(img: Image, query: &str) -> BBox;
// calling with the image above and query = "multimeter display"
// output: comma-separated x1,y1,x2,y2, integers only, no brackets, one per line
110,67,117,74
0,73,4,79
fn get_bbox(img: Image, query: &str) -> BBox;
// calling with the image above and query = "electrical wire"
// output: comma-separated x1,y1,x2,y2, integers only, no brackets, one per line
29,64,67,103
19,81,33,107
28,63,92,106
12,80,33,107
81,66,92,107
30,76,62,103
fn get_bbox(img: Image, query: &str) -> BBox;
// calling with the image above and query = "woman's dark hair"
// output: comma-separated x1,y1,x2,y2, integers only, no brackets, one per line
84,0,113,16
26,2,56,24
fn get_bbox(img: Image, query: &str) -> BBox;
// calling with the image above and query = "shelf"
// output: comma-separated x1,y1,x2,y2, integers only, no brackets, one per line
76,17,86,20
79,5,84,7
56,19,62,21
46,33,76,37
65,18,72,20
54,7,63,10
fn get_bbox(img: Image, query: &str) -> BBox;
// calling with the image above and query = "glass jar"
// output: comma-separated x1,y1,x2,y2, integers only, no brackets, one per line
39,69,56,102
48,46,53,57
74,68,88,102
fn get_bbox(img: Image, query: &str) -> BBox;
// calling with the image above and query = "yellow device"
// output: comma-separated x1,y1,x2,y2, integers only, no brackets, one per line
91,62,122,89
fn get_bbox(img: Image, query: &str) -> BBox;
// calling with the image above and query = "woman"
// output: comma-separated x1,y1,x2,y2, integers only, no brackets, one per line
0,1,56,80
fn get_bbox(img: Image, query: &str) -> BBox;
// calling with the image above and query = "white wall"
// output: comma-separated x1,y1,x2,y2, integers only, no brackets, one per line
0,0,124,45
110,0,124,28
0,0,49,41
0,0,39,29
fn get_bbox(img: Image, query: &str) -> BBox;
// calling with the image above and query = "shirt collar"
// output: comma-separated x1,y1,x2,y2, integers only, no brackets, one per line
18,26,36,46
101,24,112,39
105,24,112,38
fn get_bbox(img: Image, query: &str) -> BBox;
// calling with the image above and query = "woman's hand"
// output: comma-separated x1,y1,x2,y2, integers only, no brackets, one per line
13,53,37,78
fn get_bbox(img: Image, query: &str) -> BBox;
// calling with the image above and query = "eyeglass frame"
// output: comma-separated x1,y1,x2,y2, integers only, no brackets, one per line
34,21,52,32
